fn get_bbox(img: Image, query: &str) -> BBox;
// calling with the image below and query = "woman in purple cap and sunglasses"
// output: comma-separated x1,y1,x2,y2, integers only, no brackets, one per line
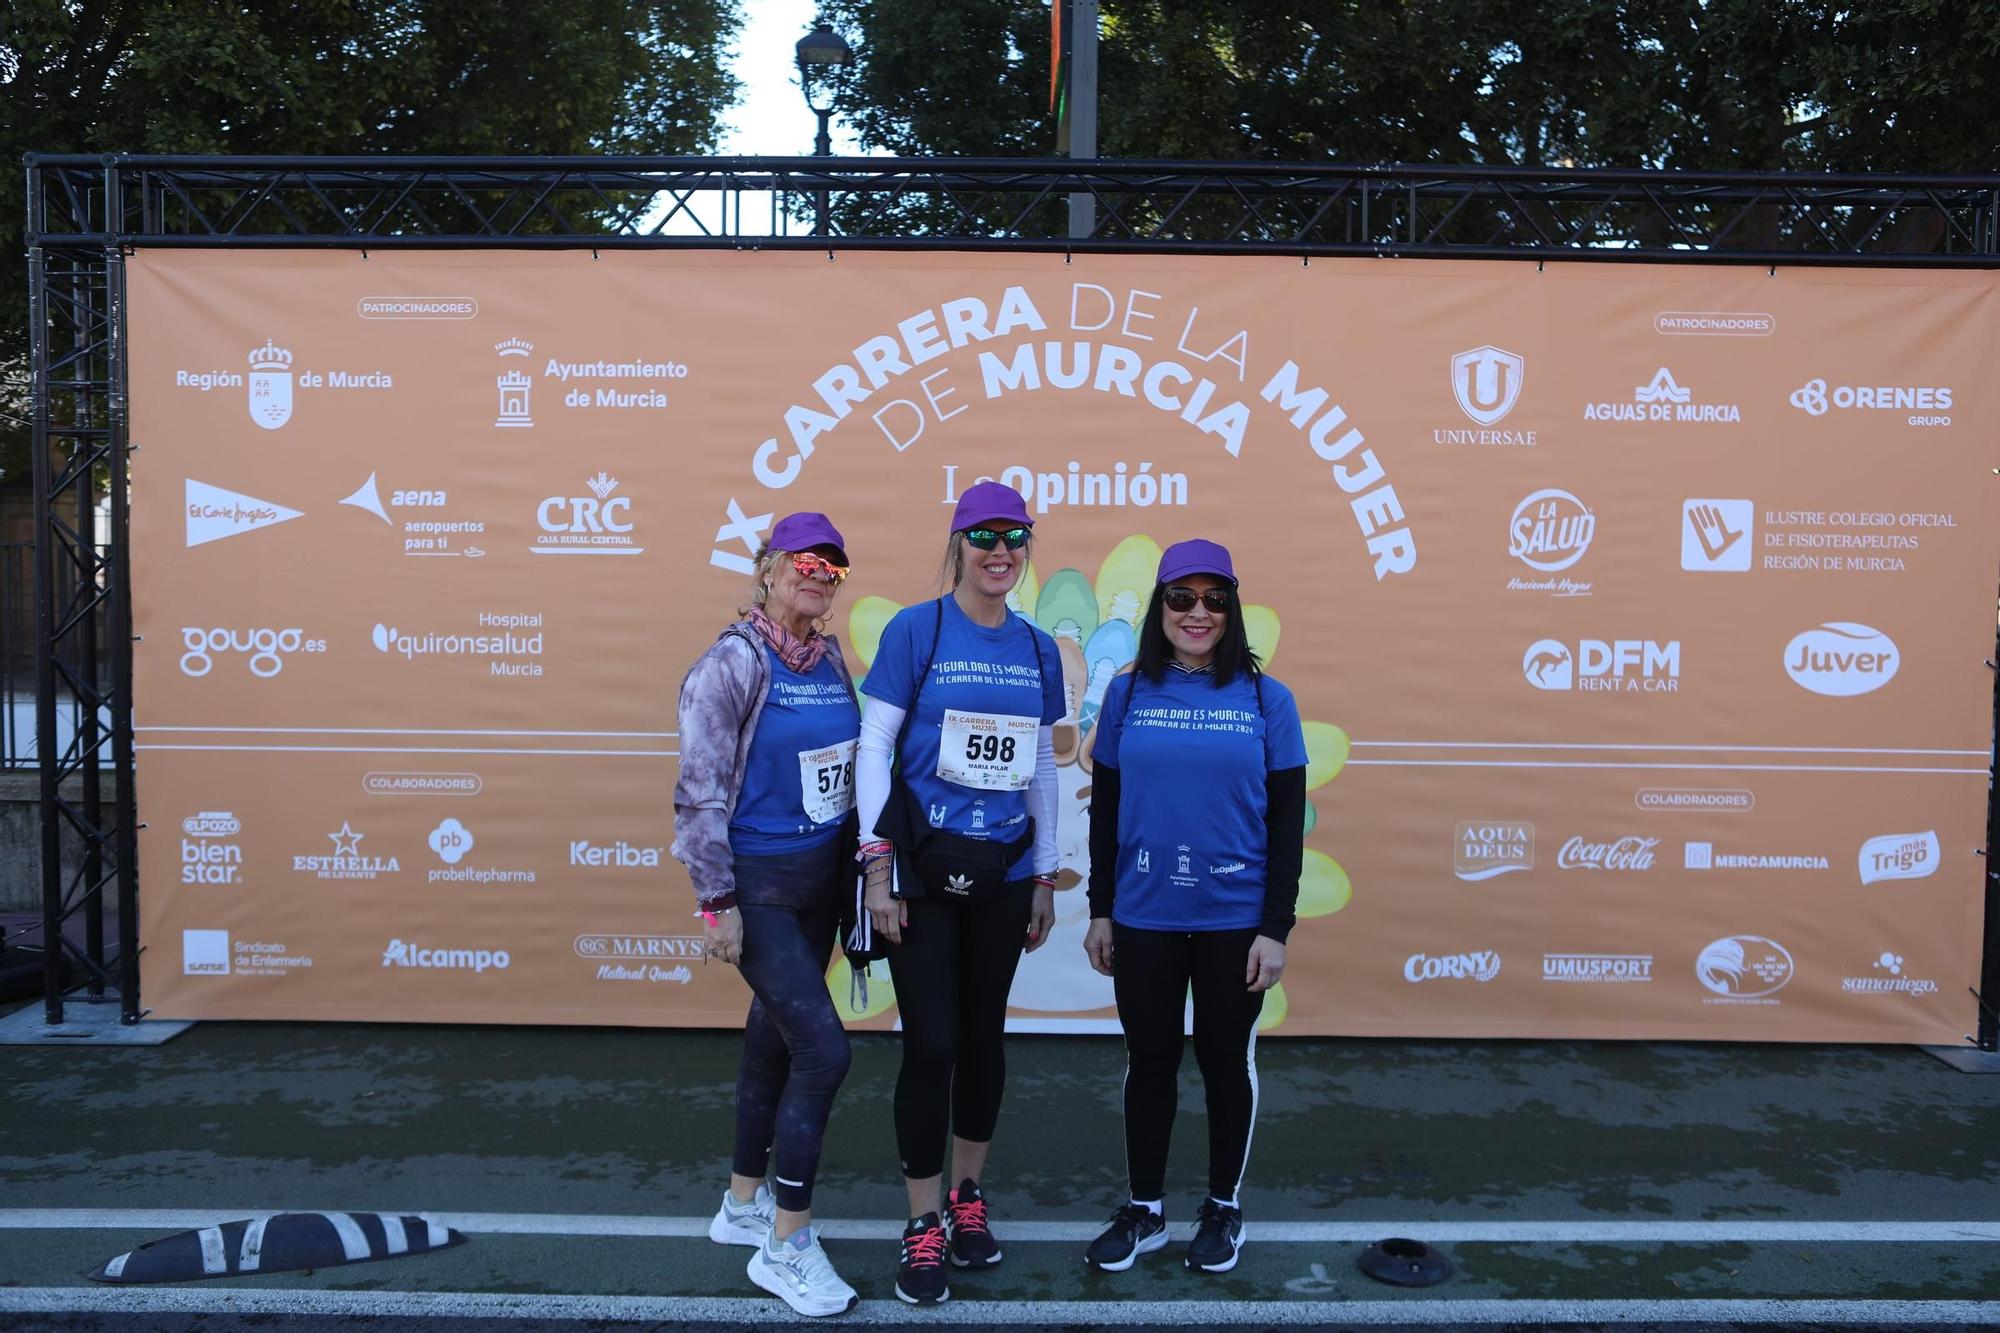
854,480,1065,1304
672,511,862,1317
1079,539,1307,1276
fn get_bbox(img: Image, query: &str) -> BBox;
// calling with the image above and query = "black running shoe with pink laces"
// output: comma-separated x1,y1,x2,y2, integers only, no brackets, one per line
896,1212,951,1304
946,1178,1003,1268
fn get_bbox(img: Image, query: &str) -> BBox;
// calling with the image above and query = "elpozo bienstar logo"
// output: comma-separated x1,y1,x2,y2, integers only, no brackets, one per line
1436,345,1536,445
1696,935,1794,1004
1454,821,1533,880
1789,377,1953,428
1506,489,1593,596
1858,830,1939,885
181,811,242,885
1783,622,1898,697
1584,367,1740,424
1523,639,1681,693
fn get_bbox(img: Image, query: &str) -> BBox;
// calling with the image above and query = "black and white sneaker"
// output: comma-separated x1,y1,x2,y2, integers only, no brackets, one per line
1185,1198,1245,1272
895,1212,951,1304
1084,1203,1168,1271
946,1178,1002,1268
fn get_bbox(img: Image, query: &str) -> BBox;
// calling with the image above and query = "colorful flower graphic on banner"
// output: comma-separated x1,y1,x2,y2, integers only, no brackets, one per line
830,533,1350,1031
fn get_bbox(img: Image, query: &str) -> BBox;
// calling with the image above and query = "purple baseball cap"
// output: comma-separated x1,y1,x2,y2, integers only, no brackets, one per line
950,480,1034,533
1156,538,1236,585
767,511,848,565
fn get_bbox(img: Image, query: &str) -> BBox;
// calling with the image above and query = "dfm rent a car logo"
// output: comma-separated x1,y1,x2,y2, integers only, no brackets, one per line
1789,377,1953,427
1696,935,1794,1000
1404,950,1502,983
1508,489,1594,573
534,471,643,555
1784,623,1898,697
180,627,326,678
1524,639,1680,692
1858,830,1939,885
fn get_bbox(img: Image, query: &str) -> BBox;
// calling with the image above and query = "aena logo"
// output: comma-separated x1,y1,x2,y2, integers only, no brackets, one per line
180,627,326,678
1784,623,1899,697
1858,830,1939,885
1696,935,1794,999
1508,489,1594,573
1524,639,1680,692
1450,346,1524,425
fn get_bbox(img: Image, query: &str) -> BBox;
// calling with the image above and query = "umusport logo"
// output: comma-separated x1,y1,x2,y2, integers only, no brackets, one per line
381,939,510,971
1695,935,1794,1002
1542,953,1654,984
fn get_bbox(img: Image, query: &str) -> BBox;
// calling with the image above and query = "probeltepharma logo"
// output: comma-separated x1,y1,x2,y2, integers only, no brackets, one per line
534,472,643,556
1542,953,1654,984
183,928,230,976
570,839,665,869
1506,489,1593,596
180,627,327,678
181,810,243,885
1858,830,1939,885
1454,821,1533,881
1784,623,1899,697
575,934,701,984
1437,345,1536,445
1843,952,1938,997
1404,951,1502,983
1789,377,1953,427
1556,836,1658,871
1696,935,1794,1004
382,939,511,972
372,613,545,679
1523,639,1680,693
1681,499,1754,572
185,479,304,548
1585,367,1740,424
247,340,294,429
425,818,537,887
292,821,400,880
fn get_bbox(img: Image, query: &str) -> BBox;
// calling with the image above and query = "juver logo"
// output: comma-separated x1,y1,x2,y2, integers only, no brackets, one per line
1784,623,1898,697
1858,830,1939,885
1696,935,1793,999
247,340,293,430
1451,346,1524,425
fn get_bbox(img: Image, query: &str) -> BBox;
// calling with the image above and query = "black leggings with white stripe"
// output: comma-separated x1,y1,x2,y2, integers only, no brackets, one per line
1112,923,1264,1203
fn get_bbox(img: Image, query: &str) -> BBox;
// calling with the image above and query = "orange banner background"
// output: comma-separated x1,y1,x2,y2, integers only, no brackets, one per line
128,250,1999,1042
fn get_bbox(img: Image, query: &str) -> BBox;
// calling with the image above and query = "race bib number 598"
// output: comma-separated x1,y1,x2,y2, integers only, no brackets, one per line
936,709,1038,791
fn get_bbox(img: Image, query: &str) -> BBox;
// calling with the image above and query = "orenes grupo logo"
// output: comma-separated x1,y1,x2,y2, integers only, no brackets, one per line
179,627,326,678
1450,346,1524,425
1783,622,1899,697
1695,935,1794,999
247,339,293,430
428,818,475,865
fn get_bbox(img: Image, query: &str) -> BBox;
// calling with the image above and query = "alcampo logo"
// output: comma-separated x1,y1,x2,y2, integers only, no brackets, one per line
180,627,327,678
534,471,643,556
1404,951,1502,983
247,339,293,430
1784,623,1898,697
382,939,510,971
1450,346,1524,425
1858,830,1939,885
1524,639,1680,692
1508,489,1594,574
1696,935,1794,1000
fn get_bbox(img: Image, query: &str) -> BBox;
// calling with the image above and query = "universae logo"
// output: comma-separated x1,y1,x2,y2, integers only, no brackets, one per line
1450,346,1524,425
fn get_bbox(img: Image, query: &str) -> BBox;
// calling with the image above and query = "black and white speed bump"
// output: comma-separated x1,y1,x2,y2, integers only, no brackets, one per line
89,1211,464,1283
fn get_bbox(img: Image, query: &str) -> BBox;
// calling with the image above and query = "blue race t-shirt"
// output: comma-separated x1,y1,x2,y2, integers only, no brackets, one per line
1092,668,1307,931
862,597,1065,880
730,642,861,856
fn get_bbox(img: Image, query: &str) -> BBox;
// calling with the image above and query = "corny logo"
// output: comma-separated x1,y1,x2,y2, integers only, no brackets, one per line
1783,623,1898,697
1404,951,1502,983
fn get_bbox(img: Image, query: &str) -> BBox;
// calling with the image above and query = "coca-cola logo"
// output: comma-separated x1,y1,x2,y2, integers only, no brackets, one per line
1556,835,1659,870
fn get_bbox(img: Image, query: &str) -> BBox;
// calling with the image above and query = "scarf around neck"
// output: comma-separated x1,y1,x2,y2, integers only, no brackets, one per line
746,606,828,674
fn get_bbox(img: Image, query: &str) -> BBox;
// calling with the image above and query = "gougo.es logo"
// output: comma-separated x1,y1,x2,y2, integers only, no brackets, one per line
179,626,327,678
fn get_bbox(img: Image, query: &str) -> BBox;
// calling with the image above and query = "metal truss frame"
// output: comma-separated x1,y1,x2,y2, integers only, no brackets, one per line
21,154,2000,1039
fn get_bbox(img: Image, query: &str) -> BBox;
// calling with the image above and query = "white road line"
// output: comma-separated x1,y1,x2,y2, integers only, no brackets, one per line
1345,760,1987,774
2,1289,1998,1325
1353,741,1988,755
135,745,679,756
136,727,678,738
7,1210,1999,1244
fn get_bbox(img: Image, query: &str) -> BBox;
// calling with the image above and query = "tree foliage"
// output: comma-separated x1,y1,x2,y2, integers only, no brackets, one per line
0,0,741,486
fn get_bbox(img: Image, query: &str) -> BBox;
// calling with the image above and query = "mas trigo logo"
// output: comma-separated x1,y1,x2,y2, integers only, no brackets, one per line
1858,830,1939,885
382,939,511,972
180,627,327,678
1404,950,1502,984
1696,935,1794,1004
534,472,644,556
1524,639,1680,693
1789,377,1953,428
1783,622,1898,697
1507,489,1594,596
181,810,243,885
1454,821,1534,881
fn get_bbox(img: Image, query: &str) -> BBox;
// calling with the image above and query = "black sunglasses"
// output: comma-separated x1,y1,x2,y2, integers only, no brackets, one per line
963,527,1031,551
1163,586,1232,614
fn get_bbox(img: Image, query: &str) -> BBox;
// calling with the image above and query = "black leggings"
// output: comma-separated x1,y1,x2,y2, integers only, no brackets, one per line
730,839,853,1212
1112,923,1265,1203
884,881,1033,1180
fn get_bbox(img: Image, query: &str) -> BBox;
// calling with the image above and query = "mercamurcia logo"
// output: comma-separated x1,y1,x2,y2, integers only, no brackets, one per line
1783,623,1899,697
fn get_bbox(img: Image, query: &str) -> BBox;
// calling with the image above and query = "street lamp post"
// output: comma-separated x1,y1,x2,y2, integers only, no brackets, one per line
796,21,853,236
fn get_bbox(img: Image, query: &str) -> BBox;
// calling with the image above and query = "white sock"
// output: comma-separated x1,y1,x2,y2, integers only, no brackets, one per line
1130,1198,1163,1216
1208,1193,1238,1210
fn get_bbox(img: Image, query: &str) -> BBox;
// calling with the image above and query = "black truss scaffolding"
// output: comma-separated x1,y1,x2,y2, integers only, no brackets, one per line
21,154,2000,1037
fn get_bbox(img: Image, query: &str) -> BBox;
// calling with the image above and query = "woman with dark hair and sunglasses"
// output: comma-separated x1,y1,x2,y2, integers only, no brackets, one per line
1079,538,1307,1276
672,512,863,1318
853,480,1065,1305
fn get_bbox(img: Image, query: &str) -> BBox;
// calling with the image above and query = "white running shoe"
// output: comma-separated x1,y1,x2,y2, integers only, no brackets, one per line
747,1225,860,1317
708,1183,776,1247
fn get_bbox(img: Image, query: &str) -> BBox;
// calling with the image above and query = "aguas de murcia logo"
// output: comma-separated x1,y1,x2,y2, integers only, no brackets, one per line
1583,367,1740,425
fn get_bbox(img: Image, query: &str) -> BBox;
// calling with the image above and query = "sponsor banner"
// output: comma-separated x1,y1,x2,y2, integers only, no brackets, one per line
128,251,1998,1040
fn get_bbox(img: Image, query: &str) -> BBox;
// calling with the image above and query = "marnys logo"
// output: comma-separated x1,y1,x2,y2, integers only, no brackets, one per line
1437,345,1536,446
535,472,643,556
1683,841,1827,871
1858,830,1939,885
372,613,545,678
1543,953,1654,984
1556,836,1658,871
1784,623,1898,697
382,939,510,972
292,821,400,880
1523,639,1680,692
183,928,230,976
570,839,664,869
1681,499,1753,572
1789,377,1953,428
180,627,327,678
1843,951,1938,997
574,934,700,985
341,472,487,558
1585,367,1740,424
185,479,303,548
182,810,243,885
1506,489,1593,596
1404,950,1502,983
1455,821,1533,881
1696,935,1794,1002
